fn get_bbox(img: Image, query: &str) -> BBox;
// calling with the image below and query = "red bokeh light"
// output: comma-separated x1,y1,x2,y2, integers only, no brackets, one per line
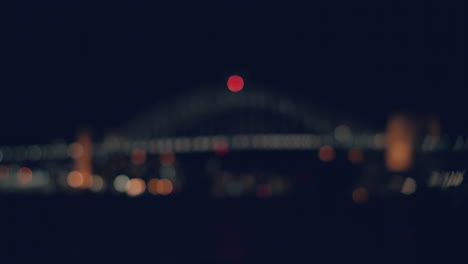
318,146,335,162
214,140,229,156
227,75,244,92
131,149,147,165
160,152,175,165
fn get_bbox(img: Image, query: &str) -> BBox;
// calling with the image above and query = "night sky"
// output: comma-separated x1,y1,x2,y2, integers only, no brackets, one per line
4,1,465,145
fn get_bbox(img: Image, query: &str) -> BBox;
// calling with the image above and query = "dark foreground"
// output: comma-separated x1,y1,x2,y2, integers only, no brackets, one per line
1,191,467,263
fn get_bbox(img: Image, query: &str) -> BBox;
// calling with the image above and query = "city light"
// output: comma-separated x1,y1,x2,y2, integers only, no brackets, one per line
27,145,42,161
126,178,146,197
17,167,33,185
156,179,173,195
385,115,414,172
401,177,417,195
67,171,84,188
90,175,105,192
131,149,146,165
334,125,352,143
318,146,335,162
160,165,176,181
68,142,84,159
147,178,159,195
214,140,229,156
114,175,130,193
227,75,244,92
352,187,368,204
428,171,464,189
0,165,8,181
160,151,175,165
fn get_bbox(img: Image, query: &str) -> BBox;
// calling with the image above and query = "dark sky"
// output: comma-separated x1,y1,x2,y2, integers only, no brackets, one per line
3,0,465,144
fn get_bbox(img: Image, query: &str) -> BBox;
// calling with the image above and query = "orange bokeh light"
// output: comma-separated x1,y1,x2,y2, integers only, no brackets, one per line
18,167,33,184
352,187,368,204
385,115,414,172
67,171,84,188
126,178,146,197
147,178,159,195
156,179,173,195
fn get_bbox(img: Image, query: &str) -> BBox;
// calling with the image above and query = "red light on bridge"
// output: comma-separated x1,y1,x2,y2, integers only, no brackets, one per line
227,75,244,92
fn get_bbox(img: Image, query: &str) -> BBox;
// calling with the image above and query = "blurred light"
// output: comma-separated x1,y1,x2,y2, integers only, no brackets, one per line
160,151,175,165
13,146,26,161
256,184,272,199
160,165,176,181
422,135,439,151
434,171,466,189
0,165,8,181
352,187,368,204
214,140,229,156
90,175,105,192
73,131,94,189
114,175,130,193
0,150,3,162
227,75,244,92
126,178,146,197
68,142,84,159
454,173,464,186
174,137,191,152
373,133,386,148
385,115,414,172
1,147,12,161
17,167,33,185
27,145,42,161
156,179,173,195
348,149,364,164
131,149,146,165
31,170,51,187
334,125,352,142
147,178,159,195
401,177,417,195
428,171,440,187
318,146,335,162
67,171,84,188
226,181,243,197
